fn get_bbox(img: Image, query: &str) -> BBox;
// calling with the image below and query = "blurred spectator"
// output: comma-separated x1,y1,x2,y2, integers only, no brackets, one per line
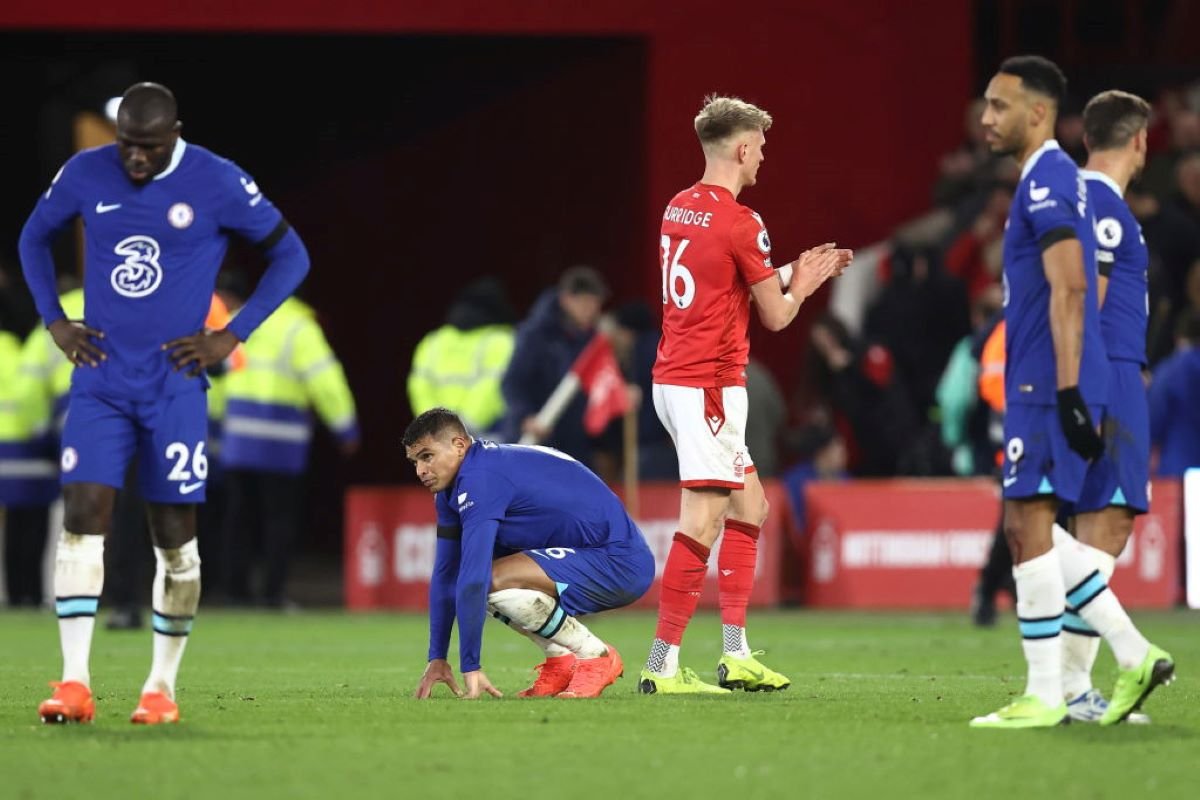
1139,104,1200,201
745,359,786,478
1131,180,1200,363
865,245,971,416
1174,152,1200,228
608,300,676,480
407,277,516,436
807,313,923,476
1056,107,1087,165
221,293,359,608
932,99,999,209
500,265,610,467
780,420,849,532
943,185,1010,303
1149,309,1200,477
934,287,1004,476
1,313,54,607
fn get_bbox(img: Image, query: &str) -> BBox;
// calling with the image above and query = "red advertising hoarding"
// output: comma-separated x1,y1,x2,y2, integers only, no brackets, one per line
345,481,789,610
805,479,1182,609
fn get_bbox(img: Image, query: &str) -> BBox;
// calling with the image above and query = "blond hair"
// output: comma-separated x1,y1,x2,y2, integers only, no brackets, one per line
694,95,772,147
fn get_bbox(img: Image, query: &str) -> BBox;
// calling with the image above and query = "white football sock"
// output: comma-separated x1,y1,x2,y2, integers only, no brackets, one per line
1054,526,1101,699
1013,548,1065,707
1055,525,1149,670
143,539,201,699
487,588,606,659
53,532,105,686
488,604,571,658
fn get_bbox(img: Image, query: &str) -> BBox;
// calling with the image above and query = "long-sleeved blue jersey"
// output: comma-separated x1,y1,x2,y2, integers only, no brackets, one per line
19,139,309,399
429,441,643,672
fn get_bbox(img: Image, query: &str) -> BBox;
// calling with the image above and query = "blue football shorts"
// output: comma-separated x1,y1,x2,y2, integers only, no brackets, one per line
525,522,655,617
60,388,209,503
1074,361,1150,514
1002,401,1104,504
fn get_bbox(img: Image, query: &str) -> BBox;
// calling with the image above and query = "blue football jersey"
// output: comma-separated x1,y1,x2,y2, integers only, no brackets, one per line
1084,170,1149,365
21,140,283,399
1002,140,1108,407
433,441,639,671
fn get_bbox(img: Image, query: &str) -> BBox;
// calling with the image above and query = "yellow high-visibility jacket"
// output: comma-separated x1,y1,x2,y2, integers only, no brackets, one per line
407,323,513,433
221,297,357,474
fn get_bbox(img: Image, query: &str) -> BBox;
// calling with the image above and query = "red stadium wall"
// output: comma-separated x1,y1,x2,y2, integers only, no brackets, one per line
0,3,973,487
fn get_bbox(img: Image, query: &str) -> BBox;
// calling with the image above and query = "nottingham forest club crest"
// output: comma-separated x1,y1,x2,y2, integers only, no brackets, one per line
168,202,195,229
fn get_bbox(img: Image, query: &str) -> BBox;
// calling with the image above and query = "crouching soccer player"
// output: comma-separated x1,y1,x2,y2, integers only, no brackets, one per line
405,408,655,699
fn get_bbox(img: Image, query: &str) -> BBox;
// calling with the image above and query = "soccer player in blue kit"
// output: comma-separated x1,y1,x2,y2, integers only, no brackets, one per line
404,408,654,699
1054,89,1173,725
971,58,1173,729
19,83,310,724
970,56,1110,729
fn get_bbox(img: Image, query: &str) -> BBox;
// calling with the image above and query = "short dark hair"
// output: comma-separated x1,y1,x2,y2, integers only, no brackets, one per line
558,265,609,298
1176,308,1200,344
402,407,468,448
1084,90,1151,152
999,55,1067,106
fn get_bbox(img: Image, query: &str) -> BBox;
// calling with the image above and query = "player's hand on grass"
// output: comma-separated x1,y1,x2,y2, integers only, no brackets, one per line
164,329,241,377
462,670,503,700
414,659,463,699
49,318,106,367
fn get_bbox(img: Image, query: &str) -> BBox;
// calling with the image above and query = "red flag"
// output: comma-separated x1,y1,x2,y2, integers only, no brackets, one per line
571,333,631,435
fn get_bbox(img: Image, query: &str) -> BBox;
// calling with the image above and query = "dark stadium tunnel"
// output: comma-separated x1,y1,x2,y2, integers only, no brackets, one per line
0,31,648,559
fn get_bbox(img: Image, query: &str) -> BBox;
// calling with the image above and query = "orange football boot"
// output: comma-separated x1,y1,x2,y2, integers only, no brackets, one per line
518,654,577,697
130,691,180,724
38,681,95,724
558,644,624,698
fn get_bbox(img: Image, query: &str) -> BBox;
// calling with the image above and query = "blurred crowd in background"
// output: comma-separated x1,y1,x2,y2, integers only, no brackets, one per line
4,74,1200,609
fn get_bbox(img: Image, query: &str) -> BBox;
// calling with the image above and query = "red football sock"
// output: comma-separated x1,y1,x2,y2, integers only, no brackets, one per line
718,519,759,628
654,532,711,646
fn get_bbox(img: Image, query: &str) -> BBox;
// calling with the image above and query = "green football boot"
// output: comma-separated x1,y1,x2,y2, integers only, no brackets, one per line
1100,644,1175,726
716,650,791,692
638,666,730,695
969,695,1069,729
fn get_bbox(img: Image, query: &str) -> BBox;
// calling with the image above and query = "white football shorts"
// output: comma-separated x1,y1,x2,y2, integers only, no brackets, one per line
652,383,754,489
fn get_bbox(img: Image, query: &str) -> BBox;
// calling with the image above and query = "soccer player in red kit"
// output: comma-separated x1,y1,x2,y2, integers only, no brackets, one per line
639,96,852,694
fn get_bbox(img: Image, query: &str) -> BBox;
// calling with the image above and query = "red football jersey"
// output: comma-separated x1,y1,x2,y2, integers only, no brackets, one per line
652,182,776,387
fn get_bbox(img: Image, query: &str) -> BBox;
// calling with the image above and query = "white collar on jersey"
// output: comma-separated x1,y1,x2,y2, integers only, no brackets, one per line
1080,168,1123,197
1019,138,1061,182
153,138,188,181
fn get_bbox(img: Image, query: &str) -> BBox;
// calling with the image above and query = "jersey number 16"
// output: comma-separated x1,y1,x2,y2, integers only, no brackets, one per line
661,236,696,310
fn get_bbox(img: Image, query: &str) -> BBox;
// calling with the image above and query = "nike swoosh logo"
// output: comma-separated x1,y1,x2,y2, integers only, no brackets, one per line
178,481,204,495
95,202,121,214
1029,182,1050,202
1003,476,1018,487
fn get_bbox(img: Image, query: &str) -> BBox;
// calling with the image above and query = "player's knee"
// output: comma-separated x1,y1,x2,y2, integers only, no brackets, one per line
159,538,201,580
63,491,111,535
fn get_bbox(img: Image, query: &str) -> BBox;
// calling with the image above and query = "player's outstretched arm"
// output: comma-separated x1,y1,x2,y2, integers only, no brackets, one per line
749,244,853,331
414,659,464,699
1043,237,1103,459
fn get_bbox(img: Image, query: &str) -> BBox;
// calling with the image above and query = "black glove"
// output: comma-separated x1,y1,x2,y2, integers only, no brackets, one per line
1056,386,1103,460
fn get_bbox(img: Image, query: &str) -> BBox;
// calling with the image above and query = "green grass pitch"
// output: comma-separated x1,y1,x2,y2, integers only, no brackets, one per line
0,609,1195,799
